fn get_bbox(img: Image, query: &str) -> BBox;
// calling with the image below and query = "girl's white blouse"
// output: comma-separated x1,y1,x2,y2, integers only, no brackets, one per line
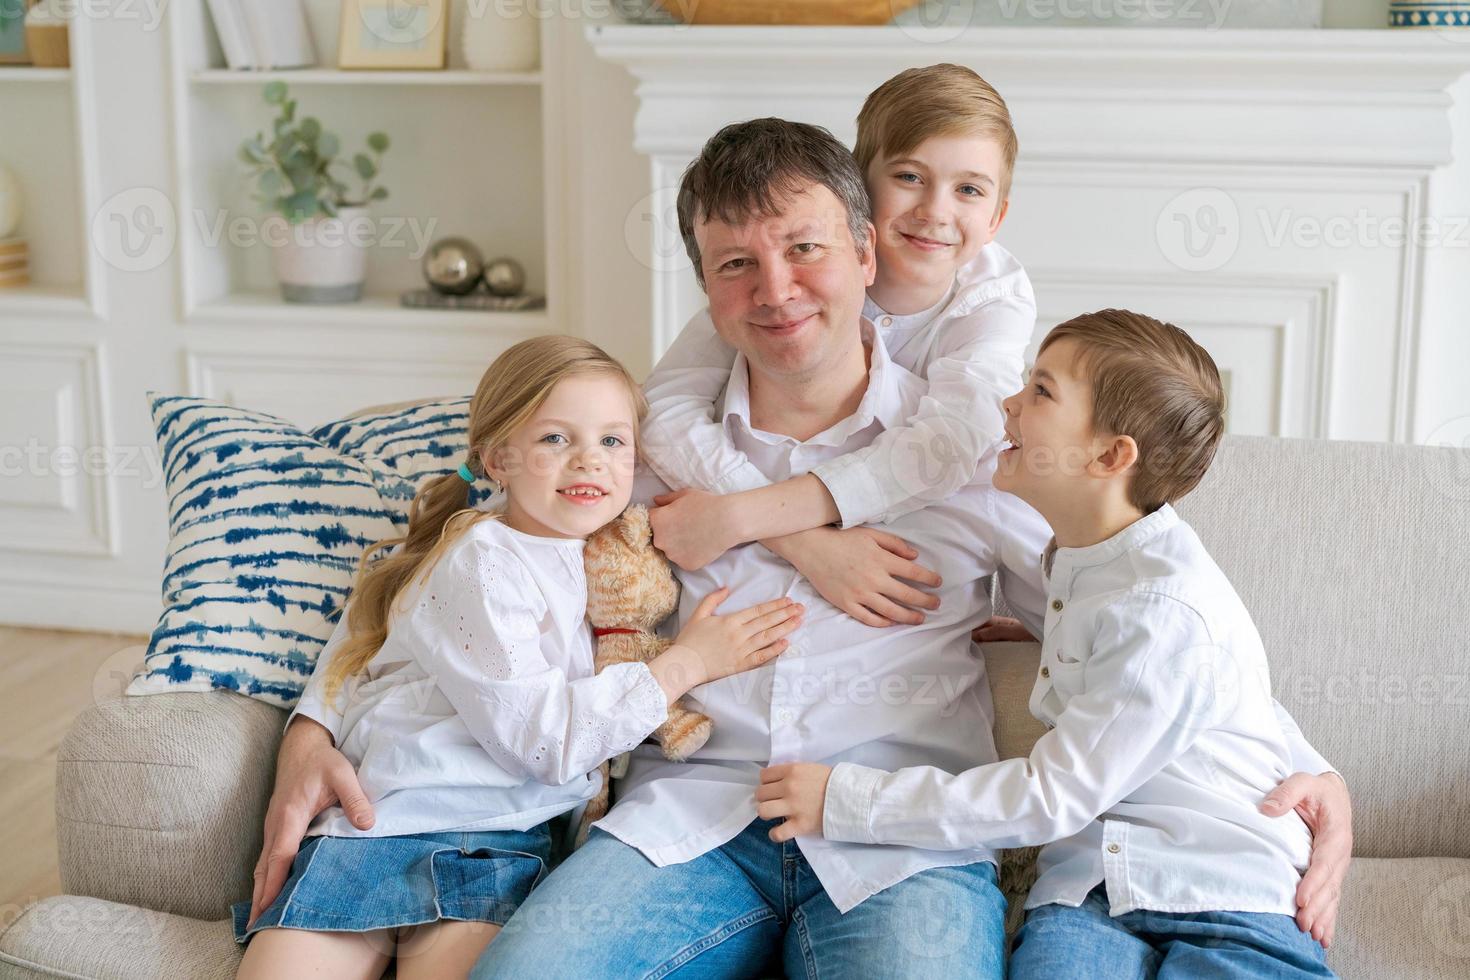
291,516,669,838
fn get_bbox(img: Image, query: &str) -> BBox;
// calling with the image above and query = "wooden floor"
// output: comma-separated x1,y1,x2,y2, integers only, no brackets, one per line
0,627,148,917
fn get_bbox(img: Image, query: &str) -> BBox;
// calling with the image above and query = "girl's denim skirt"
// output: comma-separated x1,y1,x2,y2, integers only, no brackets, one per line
231,823,554,944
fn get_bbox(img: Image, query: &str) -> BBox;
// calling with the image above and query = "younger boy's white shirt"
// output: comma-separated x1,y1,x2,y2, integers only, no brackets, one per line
639,242,1035,527
289,517,668,838
822,505,1321,917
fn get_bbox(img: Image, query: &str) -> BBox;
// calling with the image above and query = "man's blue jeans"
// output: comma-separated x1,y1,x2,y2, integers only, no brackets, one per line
471,817,1007,979
1009,883,1335,979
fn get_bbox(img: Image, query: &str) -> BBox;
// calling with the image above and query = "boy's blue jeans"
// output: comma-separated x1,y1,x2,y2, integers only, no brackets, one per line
1010,882,1335,979
471,817,1007,979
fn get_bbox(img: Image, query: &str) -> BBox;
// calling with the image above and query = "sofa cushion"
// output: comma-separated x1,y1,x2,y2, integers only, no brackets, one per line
128,395,483,708
0,897,240,980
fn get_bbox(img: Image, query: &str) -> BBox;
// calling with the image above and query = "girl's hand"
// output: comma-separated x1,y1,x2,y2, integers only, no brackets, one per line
650,488,741,570
653,588,803,698
772,527,941,628
757,762,834,842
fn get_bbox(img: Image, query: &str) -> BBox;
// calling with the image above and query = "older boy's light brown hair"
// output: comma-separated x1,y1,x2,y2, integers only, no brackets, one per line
1041,309,1225,513
854,63,1019,202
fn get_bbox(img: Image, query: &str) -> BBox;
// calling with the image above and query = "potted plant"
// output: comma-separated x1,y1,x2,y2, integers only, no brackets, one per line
238,81,391,303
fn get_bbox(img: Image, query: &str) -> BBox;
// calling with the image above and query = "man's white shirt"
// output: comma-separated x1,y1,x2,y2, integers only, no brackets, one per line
594,319,1055,913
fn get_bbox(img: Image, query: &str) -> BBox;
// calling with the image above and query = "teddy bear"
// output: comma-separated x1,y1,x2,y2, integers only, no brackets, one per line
575,505,712,845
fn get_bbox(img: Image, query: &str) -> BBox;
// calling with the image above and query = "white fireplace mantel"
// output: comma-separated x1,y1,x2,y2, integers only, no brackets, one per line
589,26,1470,444
590,26,1470,169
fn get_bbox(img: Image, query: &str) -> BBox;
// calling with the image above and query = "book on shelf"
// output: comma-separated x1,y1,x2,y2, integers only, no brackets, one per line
206,0,315,71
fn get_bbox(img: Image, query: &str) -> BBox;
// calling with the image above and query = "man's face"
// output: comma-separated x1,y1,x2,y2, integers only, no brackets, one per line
695,182,876,384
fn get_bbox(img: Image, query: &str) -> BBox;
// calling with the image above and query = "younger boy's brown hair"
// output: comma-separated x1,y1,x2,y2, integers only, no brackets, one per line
1041,309,1225,513
854,63,1019,202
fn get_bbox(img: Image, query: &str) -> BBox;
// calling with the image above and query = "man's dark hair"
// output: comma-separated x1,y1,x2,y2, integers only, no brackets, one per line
676,118,872,290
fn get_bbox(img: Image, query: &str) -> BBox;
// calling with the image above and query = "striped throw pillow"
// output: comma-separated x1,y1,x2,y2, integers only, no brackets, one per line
128,394,492,708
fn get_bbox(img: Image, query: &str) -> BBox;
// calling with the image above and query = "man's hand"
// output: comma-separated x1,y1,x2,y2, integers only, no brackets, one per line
758,762,834,842
971,615,1037,644
650,488,741,570
768,526,941,628
1261,771,1353,947
247,716,374,928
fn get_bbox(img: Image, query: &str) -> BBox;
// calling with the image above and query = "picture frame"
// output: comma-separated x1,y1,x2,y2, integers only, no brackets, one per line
0,0,34,65
338,0,448,70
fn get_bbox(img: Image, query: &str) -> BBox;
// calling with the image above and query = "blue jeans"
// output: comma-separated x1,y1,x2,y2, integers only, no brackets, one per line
471,817,1007,979
1009,883,1335,979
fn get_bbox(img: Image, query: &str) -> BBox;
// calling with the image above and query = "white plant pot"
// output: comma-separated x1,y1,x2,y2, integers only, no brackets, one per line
461,5,540,73
269,206,371,304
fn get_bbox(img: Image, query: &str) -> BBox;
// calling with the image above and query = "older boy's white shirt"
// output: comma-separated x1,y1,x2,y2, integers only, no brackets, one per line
594,319,1054,914
289,519,668,838
822,505,1321,917
638,242,1035,528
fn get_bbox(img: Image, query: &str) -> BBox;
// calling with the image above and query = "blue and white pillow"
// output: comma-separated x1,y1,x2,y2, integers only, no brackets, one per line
128,394,492,708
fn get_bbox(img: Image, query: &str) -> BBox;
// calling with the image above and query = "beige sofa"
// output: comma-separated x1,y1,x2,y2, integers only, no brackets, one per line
2,434,1467,979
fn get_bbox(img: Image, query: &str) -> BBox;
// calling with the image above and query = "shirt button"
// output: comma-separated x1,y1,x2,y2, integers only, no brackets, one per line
881,316,893,327
1051,599,1064,612
1040,666,1050,678
777,708,794,724
1107,843,1121,854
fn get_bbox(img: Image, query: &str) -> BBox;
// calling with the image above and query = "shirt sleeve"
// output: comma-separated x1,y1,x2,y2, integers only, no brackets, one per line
810,293,1034,528
823,592,1218,850
989,488,1052,639
1271,698,1337,778
640,306,772,495
408,536,669,787
287,606,354,742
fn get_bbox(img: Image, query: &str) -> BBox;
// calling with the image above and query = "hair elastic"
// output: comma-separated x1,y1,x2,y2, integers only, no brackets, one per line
457,461,475,483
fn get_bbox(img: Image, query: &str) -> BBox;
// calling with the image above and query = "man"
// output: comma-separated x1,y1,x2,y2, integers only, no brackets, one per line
252,119,1353,978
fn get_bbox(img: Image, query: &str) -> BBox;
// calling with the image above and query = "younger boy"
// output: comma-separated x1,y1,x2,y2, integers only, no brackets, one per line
757,310,1336,978
642,64,1034,627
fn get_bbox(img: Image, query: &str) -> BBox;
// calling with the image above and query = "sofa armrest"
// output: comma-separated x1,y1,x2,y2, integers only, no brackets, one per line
55,675,287,921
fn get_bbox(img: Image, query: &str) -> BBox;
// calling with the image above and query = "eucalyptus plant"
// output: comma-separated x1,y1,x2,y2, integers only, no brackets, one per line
238,81,391,224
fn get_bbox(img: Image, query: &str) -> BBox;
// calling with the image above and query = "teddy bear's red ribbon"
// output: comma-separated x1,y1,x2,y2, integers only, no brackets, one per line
592,626,643,638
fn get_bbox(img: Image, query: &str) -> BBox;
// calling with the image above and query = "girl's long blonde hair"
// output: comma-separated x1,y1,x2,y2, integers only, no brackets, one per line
323,335,647,700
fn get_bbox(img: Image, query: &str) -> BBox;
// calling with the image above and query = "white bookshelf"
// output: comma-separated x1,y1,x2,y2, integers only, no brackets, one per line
191,68,542,86
0,67,72,82
0,20,104,319
167,0,565,334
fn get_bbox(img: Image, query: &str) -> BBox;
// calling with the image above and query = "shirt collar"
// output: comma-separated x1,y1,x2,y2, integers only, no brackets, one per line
1042,504,1180,580
722,317,909,446
862,278,957,334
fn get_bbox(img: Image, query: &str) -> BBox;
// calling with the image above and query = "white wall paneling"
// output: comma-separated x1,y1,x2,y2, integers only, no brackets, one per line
589,25,1470,445
0,340,117,557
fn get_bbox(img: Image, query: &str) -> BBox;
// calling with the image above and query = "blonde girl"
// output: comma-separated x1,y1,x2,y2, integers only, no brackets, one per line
234,336,803,980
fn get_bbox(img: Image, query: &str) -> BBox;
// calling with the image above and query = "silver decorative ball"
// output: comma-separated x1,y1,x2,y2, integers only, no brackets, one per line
423,237,484,295
482,257,525,297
